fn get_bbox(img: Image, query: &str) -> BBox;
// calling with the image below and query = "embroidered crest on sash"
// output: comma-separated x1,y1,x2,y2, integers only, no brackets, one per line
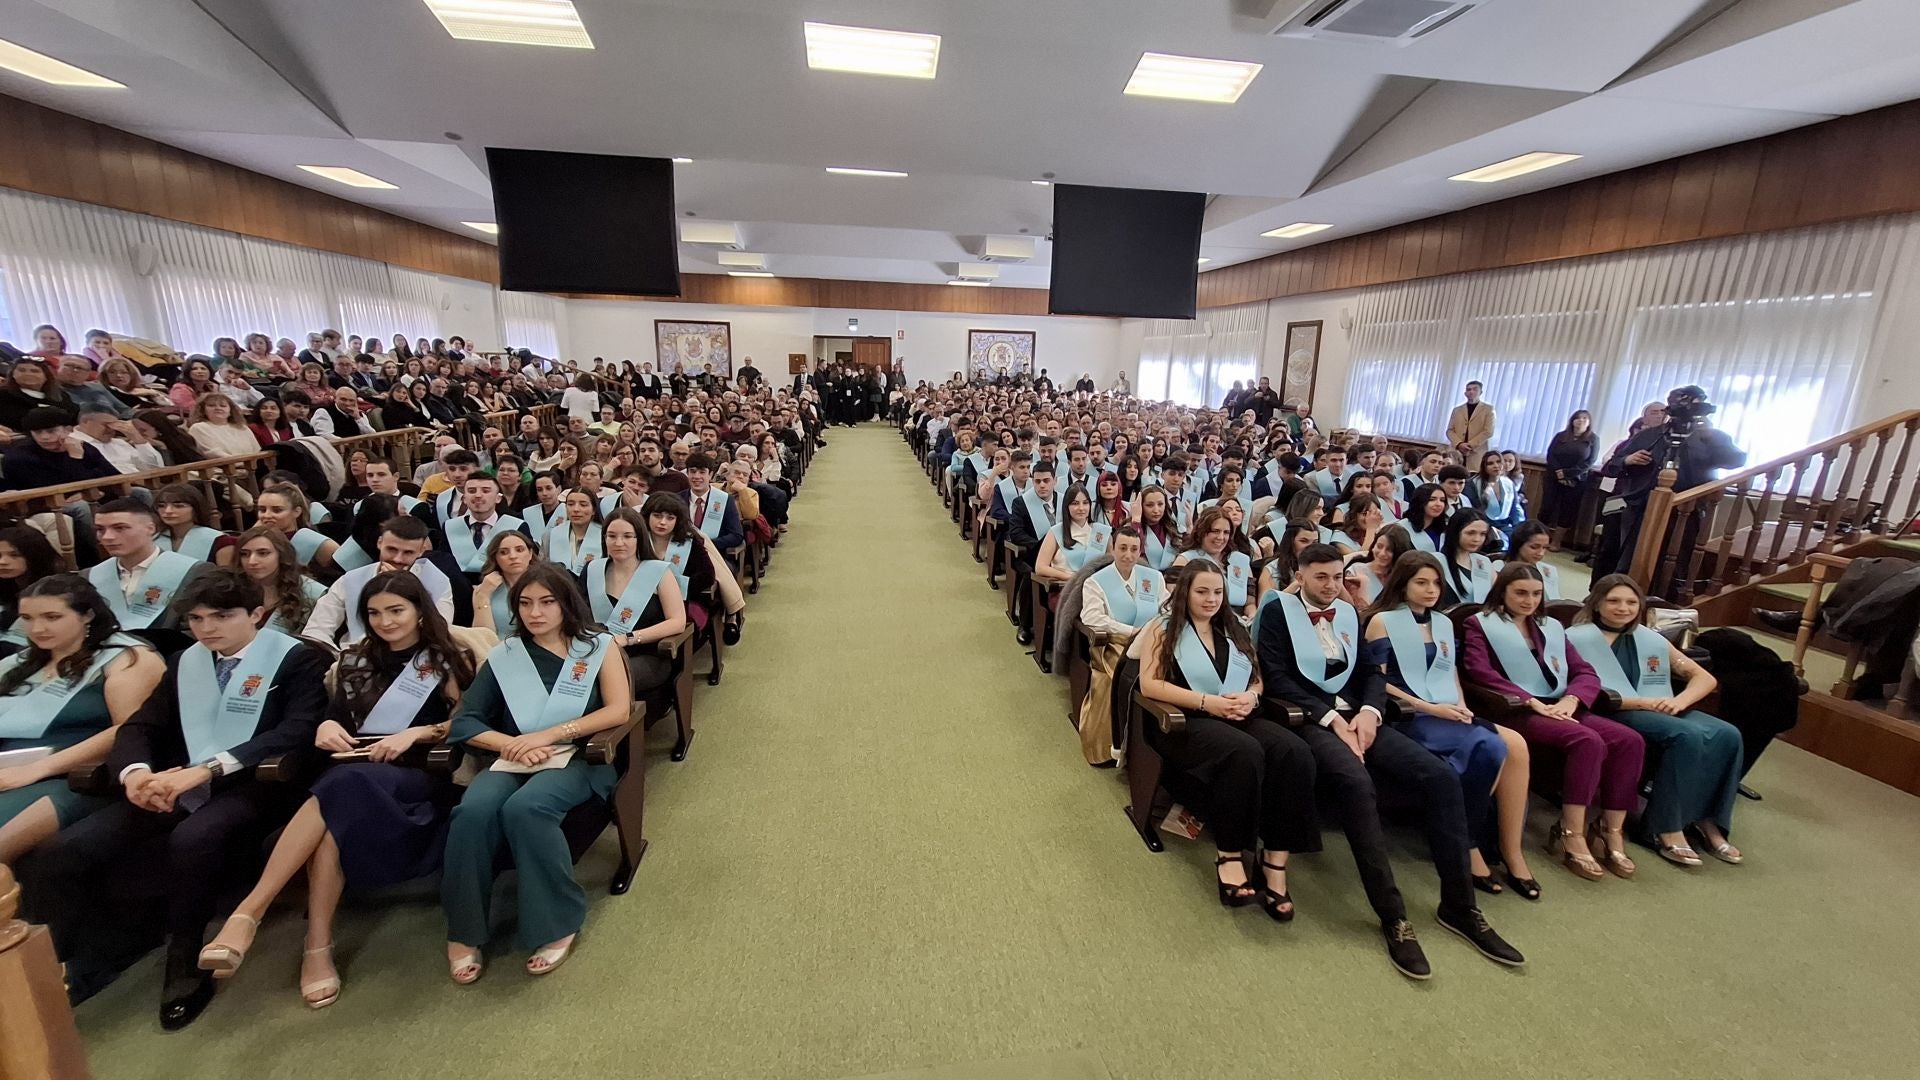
570,659,591,682
240,674,264,696
143,586,164,605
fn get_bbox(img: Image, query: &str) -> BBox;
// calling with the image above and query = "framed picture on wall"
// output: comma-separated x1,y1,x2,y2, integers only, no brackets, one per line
967,329,1035,381
654,320,733,378
1282,320,1323,409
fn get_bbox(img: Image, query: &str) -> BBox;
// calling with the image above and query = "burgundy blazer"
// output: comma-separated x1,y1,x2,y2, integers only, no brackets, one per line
1460,615,1604,714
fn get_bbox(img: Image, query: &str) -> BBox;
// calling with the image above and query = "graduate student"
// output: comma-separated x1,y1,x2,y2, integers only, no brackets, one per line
34,569,332,1027
153,484,236,567
1074,526,1162,766
585,509,688,697
233,527,329,636
1493,522,1565,601
442,564,635,983
1033,485,1109,584
440,472,530,580
682,451,744,553
87,498,208,632
473,530,541,638
254,483,341,576
304,516,458,646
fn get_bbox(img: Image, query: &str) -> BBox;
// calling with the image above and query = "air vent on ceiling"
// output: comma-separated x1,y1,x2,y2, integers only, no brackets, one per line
678,221,744,249
1233,0,1481,44
977,236,1035,263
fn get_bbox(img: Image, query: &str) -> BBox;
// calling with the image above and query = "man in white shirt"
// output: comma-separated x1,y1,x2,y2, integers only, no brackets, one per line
74,408,165,474
88,499,207,630
302,516,456,645
1076,527,1163,766
560,374,600,423
438,473,528,581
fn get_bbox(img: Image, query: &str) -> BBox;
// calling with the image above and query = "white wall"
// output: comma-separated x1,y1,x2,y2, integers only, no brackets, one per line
565,298,1126,388
1257,290,1363,423
437,274,500,352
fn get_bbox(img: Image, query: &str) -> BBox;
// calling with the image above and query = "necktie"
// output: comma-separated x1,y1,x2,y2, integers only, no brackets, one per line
472,521,487,550
215,655,241,691
694,496,707,528
1308,609,1335,625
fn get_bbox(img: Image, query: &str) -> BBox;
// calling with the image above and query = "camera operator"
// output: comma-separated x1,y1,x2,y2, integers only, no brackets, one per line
1600,385,1747,591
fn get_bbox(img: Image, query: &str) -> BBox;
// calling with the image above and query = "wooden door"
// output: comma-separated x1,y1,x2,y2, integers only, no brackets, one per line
851,337,891,370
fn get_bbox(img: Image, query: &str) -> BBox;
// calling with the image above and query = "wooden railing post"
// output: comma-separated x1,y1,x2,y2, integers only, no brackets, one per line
1626,467,1678,593
0,864,90,1080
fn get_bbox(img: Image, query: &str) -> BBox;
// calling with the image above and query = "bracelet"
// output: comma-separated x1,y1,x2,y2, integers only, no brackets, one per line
1199,694,1209,714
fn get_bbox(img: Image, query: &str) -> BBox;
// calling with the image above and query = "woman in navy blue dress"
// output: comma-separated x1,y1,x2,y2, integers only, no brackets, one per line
198,572,474,1009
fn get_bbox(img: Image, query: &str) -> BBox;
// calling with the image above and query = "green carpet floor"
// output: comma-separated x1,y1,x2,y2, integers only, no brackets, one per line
76,425,1920,1080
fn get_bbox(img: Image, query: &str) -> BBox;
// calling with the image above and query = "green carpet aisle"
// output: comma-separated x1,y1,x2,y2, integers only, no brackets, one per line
76,425,1920,1080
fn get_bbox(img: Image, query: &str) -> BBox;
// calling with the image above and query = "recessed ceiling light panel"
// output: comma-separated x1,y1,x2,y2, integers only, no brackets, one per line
948,279,990,287
671,157,693,164
298,165,398,189
461,221,500,234
1262,222,1334,239
716,252,768,269
1197,257,1212,266
1450,152,1582,183
825,166,909,178
424,0,594,49
804,21,940,79
727,271,775,278
0,38,124,87
1124,52,1262,103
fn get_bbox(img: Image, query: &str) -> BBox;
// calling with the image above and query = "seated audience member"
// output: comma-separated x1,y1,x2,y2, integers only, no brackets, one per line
1362,553,1538,899
1494,522,1565,600
440,473,530,581
1132,485,1179,572
1567,575,1744,866
1344,526,1414,609
547,489,605,573
442,564,634,982
0,359,73,432
316,387,376,438
1134,561,1315,921
233,527,328,635
523,471,569,539
682,452,744,553
73,407,165,475
0,576,165,863
640,493,719,631
1155,457,1195,532
360,455,424,516
33,569,331,1026
2,406,121,493
154,483,236,566
1330,493,1385,556
1460,565,1645,884
1438,509,1496,608
0,527,63,654
1005,462,1064,642
585,509,688,698
303,516,457,645
1258,543,1523,978
88,499,209,631
186,392,262,458
1303,445,1348,506
1469,452,1525,550
986,450,1034,525
57,353,132,416
474,530,541,638
198,572,475,1009
1074,526,1162,766
1254,450,1305,503
1033,486,1110,584
1174,506,1264,624
1438,464,1472,516
98,357,172,414
423,449,480,521
254,483,341,575
1092,469,1129,527
1392,482,1449,553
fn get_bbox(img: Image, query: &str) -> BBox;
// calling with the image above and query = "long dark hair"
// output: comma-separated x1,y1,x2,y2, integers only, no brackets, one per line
1284,488,1322,522
1440,508,1490,598
1339,494,1382,542
1361,551,1447,627
603,508,652,562
234,526,314,632
508,562,599,644
1404,482,1448,533
482,527,540,580
639,492,697,545
155,483,217,528
1156,561,1254,680
1483,562,1548,620
134,409,203,464
1271,520,1320,585
0,575,125,696
1559,409,1596,445
338,571,475,716
1059,486,1094,549
0,526,61,612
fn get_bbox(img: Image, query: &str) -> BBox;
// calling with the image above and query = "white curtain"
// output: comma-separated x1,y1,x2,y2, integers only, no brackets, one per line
500,290,564,358
1135,301,1267,407
1340,216,1905,461
0,187,495,358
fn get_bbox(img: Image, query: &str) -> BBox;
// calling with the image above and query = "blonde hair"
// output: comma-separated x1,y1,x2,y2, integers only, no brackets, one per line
190,390,245,427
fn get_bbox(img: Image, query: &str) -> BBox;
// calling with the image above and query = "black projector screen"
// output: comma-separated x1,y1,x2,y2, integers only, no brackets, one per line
485,148,680,297
1048,183,1205,319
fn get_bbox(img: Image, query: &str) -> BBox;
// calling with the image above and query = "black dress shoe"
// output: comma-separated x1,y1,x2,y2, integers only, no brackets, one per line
1382,919,1431,980
723,613,745,646
160,973,214,1031
1015,628,1034,646
1755,609,1802,632
1437,905,1525,967
1737,783,1763,801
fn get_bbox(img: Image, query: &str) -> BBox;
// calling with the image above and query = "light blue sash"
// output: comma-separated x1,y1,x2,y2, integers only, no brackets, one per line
587,559,670,634
435,488,462,523
1479,475,1516,521
1475,612,1569,699
692,488,729,540
489,634,613,735
599,490,626,517
1264,460,1282,491
1022,491,1062,533
266,577,328,636
658,539,694,596
489,584,517,636
1448,554,1494,604
332,537,373,571
87,551,197,629
158,526,224,562
1378,607,1460,706
176,629,303,762
1141,524,1175,570
1172,620,1251,696
1250,588,1283,640
447,515,526,573
0,633,144,739
291,528,329,566
994,477,1031,515
1275,592,1359,695
549,524,603,573
1183,549,1253,608
1307,469,1341,499
1392,517,1440,553
1089,564,1161,628
309,504,331,526
357,651,444,736
1349,561,1385,605
1052,522,1108,572
339,561,453,642
534,502,567,539
1566,623,1673,699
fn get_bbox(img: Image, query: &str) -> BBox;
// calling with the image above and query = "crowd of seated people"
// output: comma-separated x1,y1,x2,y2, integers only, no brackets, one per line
0,319,824,1032
904,378,1794,981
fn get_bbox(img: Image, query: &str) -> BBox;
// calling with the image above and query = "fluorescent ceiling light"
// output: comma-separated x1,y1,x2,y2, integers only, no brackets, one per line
297,165,398,190
1262,222,1333,239
826,166,909,178
948,279,990,287
1124,52,1262,104
1197,258,1212,266
804,21,940,79
727,271,775,278
423,0,593,49
1031,180,1052,187
460,221,499,234
0,38,124,88
671,157,693,164
716,251,768,269
1450,152,1582,183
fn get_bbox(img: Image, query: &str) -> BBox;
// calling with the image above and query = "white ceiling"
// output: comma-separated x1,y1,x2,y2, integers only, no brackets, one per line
4,0,1919,289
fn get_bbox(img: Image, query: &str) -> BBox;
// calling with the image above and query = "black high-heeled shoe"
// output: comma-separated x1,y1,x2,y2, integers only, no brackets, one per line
1500,870,1543,901
1472,870,1504,896
1215,854,1256,908
1258,858,1294,922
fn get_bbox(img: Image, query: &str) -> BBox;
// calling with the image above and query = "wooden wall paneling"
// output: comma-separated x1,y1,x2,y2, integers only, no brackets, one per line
1796,116,1870,226
1658,156,1716,244
1697,142,1764,239
1742,134,1814,234
1587,172,1638,253
1558,180,1603,259
1862,107,1920,215
1619,164,1674,250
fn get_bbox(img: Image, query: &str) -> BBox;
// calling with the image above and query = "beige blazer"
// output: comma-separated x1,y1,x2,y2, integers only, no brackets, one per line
1446,402,1496,469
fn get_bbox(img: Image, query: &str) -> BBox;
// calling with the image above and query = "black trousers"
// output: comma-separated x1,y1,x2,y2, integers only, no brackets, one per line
1296,721,1476,923
1148,716,1319,854
34,777,306,995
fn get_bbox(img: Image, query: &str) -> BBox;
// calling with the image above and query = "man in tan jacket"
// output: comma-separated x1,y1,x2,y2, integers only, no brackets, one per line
1446,380,1496,470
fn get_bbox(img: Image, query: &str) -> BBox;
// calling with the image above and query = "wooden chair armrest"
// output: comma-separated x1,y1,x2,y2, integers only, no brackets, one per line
1463,686,1531,722
1807,552,1852,570
1260,696,1308,727
653,624,697,658
256,750,326,785
1590,688,1624,714
66,762,116,796
1133,691,1187,735
1077,625,1113,648
585,717,638,766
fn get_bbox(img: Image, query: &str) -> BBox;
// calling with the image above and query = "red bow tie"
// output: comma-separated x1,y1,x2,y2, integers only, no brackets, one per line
1308,609,1335,625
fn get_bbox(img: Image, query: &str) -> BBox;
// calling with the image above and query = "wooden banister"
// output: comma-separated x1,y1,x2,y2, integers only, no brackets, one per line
0,864,90,1080
1667,410,1920,507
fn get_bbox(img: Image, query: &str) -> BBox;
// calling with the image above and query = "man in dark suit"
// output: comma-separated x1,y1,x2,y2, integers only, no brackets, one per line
681,452,744,553
1256,543,1522,980
1004,462,1061,645
1599,384,1747,584
32,569,332,1027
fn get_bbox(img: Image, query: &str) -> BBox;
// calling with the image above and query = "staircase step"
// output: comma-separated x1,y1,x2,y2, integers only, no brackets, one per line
1883,537,1920,557
1756,581,1816,605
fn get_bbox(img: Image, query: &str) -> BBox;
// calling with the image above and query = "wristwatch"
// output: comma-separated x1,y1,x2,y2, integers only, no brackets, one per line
199,758,227,779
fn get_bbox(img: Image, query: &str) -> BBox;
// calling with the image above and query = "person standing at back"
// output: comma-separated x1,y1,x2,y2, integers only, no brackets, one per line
1446,381,1496,471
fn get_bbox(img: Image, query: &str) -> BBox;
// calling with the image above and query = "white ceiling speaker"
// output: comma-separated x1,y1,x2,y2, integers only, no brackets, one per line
1233,0,1483,44
129,241,159,277
716,251,768,269
976,236,1035,263
679,221,744,249
956,262,1000,280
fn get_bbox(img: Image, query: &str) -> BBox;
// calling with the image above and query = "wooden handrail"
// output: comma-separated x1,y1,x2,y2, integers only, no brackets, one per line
0,863,91,1080
0,452,269,509
1665,409,1920,507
